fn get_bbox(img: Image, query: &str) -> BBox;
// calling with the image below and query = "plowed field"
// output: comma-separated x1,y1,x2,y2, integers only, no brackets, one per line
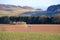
0,24,60,33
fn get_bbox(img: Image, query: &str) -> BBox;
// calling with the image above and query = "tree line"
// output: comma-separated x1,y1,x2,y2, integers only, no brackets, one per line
0,14,60,24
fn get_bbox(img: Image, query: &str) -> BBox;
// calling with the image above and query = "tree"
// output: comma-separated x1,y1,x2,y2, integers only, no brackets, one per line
0,16,10,24
51,14,60,24
38,15,50,24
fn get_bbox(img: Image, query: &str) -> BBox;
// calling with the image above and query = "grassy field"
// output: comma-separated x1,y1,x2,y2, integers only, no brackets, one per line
0,32,60,40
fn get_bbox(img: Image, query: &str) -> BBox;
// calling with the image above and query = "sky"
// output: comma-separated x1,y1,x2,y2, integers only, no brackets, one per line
0,0,60,10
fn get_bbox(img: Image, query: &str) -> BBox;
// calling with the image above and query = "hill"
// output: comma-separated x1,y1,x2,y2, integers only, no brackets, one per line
47,4,60,15
20,4,60,16
0,4,60,17
0,4,42,16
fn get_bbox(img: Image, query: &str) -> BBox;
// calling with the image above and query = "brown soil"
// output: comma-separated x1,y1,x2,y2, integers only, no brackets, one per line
0,24,60,33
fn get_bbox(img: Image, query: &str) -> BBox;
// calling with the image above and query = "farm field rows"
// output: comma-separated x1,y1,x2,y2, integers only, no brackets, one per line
0,24,60,33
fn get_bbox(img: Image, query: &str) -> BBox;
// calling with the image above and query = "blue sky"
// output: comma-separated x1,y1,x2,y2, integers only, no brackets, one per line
0,0,60,10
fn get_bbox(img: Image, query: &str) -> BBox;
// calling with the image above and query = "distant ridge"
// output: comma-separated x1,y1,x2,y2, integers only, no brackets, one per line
20,4,60,16
0,4,36,10
0,4,43,16
0,4,60,17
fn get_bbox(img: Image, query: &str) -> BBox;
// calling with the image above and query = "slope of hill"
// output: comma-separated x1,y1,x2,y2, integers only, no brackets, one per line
20,4,60,16
0,4,60,17
46,4,60,16
47,4,60,12
19,11,45,16
0,4,42,16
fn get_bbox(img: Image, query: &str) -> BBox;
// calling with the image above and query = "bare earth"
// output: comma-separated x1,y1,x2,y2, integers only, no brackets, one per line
0,24,60,33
